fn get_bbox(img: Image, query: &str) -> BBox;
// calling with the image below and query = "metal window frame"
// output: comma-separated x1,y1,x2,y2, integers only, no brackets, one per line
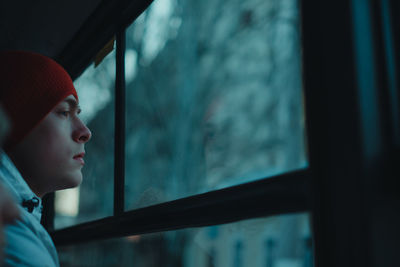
114,29,126,216
52,170,310,246
44,0,400,266
301,0,400,266
50,0,313,246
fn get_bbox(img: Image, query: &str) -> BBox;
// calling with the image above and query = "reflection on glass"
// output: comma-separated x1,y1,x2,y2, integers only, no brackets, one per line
54,49,116,228
124,0,306,210
58,213,313,267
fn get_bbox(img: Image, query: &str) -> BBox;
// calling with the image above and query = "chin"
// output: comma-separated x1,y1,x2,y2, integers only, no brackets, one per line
59,172,83,190
70,174,83,188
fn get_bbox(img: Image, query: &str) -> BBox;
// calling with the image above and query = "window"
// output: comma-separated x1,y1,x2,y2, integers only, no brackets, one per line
47,0,400,266
0,0,393,263
57,213,312,267
49,1,314,266
123,0,307,210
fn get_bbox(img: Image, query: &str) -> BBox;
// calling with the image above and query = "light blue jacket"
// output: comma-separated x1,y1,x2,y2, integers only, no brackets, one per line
0,151,59,267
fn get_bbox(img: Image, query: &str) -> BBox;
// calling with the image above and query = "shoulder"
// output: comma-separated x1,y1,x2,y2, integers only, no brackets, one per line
4,214,59,267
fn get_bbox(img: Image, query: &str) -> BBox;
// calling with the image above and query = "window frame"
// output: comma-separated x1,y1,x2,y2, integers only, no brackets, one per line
42,1,400,267
50,0,311,239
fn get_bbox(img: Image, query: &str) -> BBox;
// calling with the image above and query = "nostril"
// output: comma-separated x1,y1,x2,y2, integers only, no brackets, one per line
79,134,89,142
79,128,91,143
74,119,92,143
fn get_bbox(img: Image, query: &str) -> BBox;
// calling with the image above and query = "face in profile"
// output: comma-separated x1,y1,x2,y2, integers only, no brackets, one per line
8,95,92,197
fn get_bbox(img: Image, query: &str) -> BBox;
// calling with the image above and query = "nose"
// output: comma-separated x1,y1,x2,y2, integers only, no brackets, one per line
73,118,92,143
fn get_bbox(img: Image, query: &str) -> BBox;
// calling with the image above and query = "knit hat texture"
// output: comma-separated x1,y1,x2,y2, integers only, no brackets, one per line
0,50,78,151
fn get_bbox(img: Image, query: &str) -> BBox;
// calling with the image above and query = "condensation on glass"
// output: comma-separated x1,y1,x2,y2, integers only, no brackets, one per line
54,49,116,229
123,0,306,210
58,213,314,267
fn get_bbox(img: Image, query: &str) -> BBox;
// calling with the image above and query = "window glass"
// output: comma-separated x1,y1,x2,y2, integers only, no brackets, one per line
54,49,116,228
58,213,314,267
123,0,306,210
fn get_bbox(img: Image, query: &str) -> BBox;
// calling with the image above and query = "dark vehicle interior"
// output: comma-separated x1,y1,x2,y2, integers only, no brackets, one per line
1,0,400,266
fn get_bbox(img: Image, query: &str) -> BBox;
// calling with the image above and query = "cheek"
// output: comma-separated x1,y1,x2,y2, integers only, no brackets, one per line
33,126,72,163
46,135,71,161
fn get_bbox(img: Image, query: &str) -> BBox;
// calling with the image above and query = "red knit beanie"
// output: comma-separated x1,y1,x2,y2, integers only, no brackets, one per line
0,50,78,151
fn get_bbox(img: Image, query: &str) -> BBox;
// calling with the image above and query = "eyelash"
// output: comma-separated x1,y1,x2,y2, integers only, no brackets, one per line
58,109,82,117
58,111,70,117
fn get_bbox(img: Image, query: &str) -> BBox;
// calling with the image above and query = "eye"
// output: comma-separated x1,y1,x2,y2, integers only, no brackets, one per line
58,110,70,117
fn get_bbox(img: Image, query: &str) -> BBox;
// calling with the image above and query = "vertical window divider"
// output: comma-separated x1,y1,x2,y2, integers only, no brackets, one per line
114,29,126,215
381,0,400,146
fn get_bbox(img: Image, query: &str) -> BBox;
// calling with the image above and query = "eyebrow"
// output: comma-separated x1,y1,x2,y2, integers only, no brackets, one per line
63,98,81,112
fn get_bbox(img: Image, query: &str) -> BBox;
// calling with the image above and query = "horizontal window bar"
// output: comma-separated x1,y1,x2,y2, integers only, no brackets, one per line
51,169,310,246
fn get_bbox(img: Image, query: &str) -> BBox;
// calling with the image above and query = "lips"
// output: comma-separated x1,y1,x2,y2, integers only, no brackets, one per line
73,152,85,165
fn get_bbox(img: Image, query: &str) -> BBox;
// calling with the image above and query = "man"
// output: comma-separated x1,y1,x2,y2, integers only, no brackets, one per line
0,50,92,266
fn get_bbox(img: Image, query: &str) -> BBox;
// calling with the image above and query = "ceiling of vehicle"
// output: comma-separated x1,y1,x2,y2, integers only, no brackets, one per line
0,0,102,58
0,0,154,79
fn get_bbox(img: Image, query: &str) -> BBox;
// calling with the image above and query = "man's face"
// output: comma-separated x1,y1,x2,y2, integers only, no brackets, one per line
8,95,91,197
